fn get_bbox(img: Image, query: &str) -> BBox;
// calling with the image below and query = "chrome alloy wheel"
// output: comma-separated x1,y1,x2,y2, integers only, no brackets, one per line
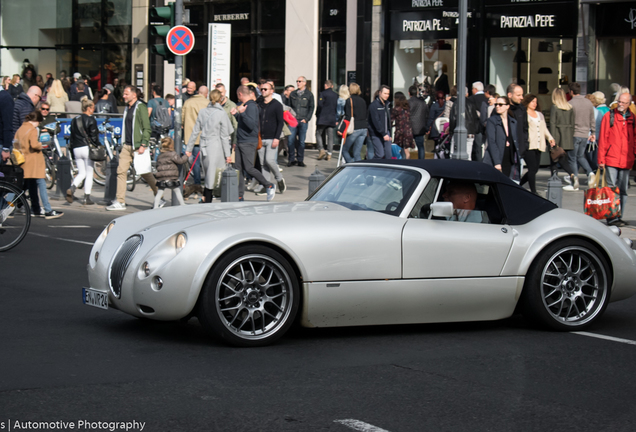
215,254,294,340
540,246,608,326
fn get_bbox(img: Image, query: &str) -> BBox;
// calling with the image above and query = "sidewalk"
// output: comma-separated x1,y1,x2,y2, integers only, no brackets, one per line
45,152,636,240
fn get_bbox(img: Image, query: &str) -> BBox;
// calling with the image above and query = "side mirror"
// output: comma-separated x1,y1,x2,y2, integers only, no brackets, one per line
430,202,454,218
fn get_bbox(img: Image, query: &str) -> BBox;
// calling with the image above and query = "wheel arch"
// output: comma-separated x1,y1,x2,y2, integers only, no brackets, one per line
518,233,614,293
191,239,306,316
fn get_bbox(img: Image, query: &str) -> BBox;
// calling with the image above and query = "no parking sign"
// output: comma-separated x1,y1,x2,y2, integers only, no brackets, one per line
166,25,195,56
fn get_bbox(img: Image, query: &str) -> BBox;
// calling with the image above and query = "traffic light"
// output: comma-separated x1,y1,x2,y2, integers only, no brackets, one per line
150,4,175,64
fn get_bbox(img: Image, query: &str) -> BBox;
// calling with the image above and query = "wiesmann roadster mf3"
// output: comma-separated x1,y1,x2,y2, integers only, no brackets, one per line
83,160,636,346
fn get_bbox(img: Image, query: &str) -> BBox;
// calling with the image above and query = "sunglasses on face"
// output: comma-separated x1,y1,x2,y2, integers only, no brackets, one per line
41,108,50,111
494,103,508,107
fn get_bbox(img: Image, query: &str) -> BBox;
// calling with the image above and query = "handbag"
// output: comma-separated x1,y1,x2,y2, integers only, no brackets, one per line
584,168,621,220
549,145,565,162
75,116,106,161
133,149,152,175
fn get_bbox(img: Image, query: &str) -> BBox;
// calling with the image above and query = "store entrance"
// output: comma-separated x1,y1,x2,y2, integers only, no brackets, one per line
232,36,252,93
319,31,346,91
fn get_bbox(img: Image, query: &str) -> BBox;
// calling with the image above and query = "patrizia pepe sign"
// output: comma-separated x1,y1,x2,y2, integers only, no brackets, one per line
500,14,555,29
391,9,472,40
485,2,576,37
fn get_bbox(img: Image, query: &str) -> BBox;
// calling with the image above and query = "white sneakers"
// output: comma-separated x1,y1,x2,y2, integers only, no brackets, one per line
266,185,275,202
106,201,126,211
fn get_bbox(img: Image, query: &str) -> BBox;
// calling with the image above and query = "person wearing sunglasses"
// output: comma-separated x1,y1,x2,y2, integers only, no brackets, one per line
483,96,518,177
287,76,314,167
38,103,56,129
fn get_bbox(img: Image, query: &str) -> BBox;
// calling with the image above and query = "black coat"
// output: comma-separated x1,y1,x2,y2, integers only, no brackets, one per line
12,93,35,136
408,96,429,136
316,89,338,126
508,102,529,157
484,114,518,167
70,114,99,150
367,97,391,139
0,90,15,148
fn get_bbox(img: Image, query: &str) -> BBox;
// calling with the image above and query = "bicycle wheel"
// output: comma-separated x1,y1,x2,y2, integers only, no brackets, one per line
45,156,56,189
0,181,31,252
127,165,136,192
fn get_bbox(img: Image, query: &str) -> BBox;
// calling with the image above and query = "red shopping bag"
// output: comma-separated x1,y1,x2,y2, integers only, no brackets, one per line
584,168,621,220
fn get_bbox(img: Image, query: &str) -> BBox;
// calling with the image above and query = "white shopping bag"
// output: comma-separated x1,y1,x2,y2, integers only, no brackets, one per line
133,149,152,175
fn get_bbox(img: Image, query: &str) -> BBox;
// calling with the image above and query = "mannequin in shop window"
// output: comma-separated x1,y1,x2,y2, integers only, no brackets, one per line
433,61,450,96
413,62,432,102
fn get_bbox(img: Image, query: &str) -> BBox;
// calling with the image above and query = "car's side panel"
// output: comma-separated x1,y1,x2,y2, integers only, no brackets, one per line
402,219,515,278
300,277,523,327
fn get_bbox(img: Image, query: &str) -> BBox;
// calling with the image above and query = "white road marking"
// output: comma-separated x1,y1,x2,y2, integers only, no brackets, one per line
29,231,94,246
50,225,92,228
334,419,390,432
572,331,636,346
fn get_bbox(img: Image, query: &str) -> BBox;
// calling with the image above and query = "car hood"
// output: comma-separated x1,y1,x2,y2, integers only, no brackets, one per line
110,201,350,235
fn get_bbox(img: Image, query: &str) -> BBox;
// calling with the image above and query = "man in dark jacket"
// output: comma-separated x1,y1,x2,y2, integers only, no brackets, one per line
231,85,275,201
367,85,392,159
12,86,41,136
0,90,15,150
408,85,428,159
507,83,529,158
257,82,286,194
315,80,338,161
468,81,488,161
288,76,314,167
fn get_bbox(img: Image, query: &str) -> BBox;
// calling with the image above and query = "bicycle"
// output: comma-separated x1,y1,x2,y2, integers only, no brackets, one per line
42,120,81,188
0,179,31,252
93,119,136,192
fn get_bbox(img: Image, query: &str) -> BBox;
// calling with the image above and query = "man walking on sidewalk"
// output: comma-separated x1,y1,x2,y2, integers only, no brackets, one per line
598,93,636,227
569,82,596,185
183,86,209,190
257,81,286,193
315,80,338,161
106,85,158,211
231,85,275,201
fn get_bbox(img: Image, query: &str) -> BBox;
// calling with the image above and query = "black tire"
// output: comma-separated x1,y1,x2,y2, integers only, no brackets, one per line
0,181,31,252
520,238,611,331
198,245,300,347
45,157,56,189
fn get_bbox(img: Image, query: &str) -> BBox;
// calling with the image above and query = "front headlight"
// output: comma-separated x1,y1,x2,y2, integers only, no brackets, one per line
175,232,187,253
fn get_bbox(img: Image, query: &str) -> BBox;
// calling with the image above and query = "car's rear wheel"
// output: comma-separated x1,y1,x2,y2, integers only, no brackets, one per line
199,245,300,347
521,239,611,331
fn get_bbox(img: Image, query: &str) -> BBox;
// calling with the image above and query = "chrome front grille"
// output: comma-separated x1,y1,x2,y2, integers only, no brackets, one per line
109,235,142,298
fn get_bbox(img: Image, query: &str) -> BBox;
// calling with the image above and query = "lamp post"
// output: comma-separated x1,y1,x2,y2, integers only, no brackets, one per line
451,0,469,160
172,0,184,205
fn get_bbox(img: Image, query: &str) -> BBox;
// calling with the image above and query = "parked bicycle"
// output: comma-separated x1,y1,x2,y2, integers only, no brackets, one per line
0,179,30,252
42,120,81,189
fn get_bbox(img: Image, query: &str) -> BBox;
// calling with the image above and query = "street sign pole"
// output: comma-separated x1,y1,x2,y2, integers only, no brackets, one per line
452,0,469,160
173,0,184,205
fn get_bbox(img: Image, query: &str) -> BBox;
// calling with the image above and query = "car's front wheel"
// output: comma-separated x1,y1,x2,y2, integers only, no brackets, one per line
199,245,300,347
521,239,611,331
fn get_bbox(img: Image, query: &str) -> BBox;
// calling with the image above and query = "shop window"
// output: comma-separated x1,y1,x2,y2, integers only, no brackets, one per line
489,37,573,116
259,35,285,89
597,38,633,103
260,0,285,32
392,39,456,99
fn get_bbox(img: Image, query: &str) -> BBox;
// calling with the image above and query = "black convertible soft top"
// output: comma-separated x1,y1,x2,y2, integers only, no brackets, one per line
358,159,557,225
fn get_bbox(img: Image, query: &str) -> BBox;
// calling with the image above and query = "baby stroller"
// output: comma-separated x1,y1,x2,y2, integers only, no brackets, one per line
433,120,451,159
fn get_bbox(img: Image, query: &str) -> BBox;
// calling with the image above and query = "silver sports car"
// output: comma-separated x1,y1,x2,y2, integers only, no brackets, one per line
83,160,636,347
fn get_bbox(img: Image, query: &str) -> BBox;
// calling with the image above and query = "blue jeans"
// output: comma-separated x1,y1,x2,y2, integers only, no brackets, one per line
606,166,629,219
414,135,425,159
365,134,374,160
568,137,593,176
191,145,201,184
342,129,366,163
371,136,392,159
25,178,52,214
288,121,308,163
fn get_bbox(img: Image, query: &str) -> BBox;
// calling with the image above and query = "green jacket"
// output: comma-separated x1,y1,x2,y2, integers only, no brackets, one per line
221,98,238,145
122,100,151,150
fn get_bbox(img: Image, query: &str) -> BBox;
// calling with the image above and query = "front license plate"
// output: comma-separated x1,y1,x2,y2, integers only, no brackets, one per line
82,287,109,310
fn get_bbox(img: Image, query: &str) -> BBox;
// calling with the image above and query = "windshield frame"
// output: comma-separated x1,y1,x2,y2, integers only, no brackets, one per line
306,163,425,217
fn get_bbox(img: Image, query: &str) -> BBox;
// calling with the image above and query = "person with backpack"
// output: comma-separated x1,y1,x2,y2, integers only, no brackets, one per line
147,85,170,140
598,93,636,227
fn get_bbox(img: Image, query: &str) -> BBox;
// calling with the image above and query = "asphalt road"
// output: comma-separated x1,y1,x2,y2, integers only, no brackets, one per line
2,190,636,432
0,154,636,432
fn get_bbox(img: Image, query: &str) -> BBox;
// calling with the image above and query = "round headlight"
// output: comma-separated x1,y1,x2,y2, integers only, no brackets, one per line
175,232,187,252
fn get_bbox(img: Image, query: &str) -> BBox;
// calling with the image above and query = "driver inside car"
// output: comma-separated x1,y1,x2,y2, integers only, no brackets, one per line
441,181,486,223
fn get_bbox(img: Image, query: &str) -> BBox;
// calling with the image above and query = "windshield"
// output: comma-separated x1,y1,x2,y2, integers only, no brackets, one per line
308,165,421,216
